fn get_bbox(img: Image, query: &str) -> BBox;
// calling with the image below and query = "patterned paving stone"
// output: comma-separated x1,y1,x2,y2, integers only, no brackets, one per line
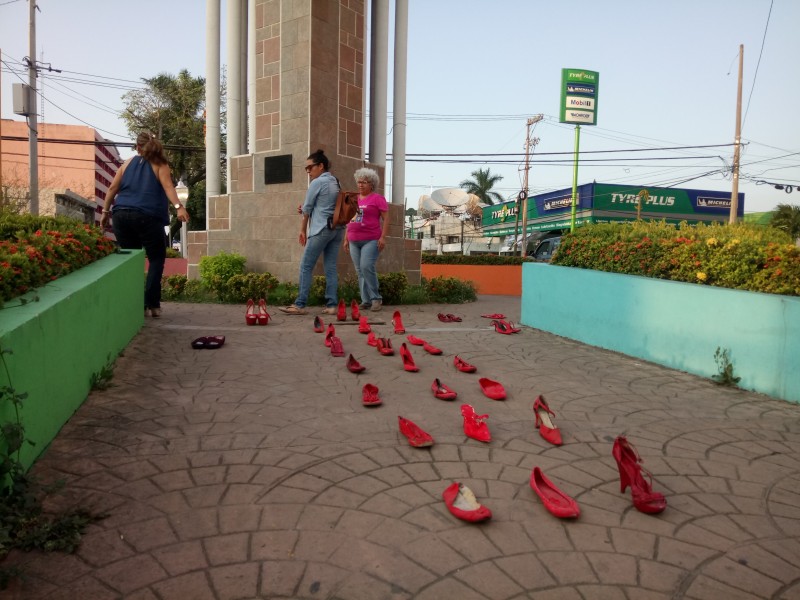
4,297,800,599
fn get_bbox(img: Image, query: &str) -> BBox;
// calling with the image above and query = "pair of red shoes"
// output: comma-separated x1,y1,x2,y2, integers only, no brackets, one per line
376,338,394,356
338,299,363,322
190,335,225,349
437,313,462,322
491,319,520,334
613,435,667,514
406,335,442,355
245,299,270,325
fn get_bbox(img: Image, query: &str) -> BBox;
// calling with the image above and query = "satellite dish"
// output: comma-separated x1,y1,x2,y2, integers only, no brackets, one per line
431,187,469,207
419,195,440,212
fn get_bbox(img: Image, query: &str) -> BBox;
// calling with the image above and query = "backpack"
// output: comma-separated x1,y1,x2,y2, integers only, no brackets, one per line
327,178,359,229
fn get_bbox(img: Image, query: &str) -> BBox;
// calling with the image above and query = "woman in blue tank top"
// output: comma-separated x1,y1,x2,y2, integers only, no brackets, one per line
100,132,189,317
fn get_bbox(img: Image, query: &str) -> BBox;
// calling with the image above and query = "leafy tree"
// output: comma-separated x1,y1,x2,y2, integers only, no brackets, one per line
770,203,800,241
459,168,504,205
405,207,417,217
121,69,225,231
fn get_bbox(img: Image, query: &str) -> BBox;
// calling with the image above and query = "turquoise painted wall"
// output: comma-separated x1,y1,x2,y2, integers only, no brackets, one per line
0,251,144,470
521,263,800,404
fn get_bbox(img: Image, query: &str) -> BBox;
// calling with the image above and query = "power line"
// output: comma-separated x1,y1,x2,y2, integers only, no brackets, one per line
743,0,773,130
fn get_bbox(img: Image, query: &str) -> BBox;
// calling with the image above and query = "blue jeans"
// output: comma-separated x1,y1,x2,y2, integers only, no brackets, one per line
295,226,345,308
112,208,167,309
349,239,381,304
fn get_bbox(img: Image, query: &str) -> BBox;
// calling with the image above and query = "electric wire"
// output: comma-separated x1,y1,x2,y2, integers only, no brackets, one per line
743,0,773,130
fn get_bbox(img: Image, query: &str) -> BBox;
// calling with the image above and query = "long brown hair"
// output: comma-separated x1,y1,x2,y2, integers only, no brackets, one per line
136,132,168,165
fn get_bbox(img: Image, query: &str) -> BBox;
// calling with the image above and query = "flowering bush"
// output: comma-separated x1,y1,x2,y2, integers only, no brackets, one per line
552,221,800,296
423,275,477,303
0,214,116,306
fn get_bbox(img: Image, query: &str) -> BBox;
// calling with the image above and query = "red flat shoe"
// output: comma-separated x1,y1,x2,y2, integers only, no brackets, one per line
399,343,419,372
453,355,477,373
257,299,271,325
432,378,457,400
442,482,492,523
445,314,462,322
313,316,325,333
398,416,434,447
325,324,336,347
330,336,345,357
392,310,405,334
337,299,347,321
437,313,451,323
346,354,365,373
406,335,425,346
245,298,257,326
613,436,667,514
422,342,442,355
351,299,361,321
461,404,490,442
366,331,379,347
530,467,580,519
481,313,506,319
479,377,506,400
362,383,382,406
533,395,562,446
377,338,394,356
358,316,371,334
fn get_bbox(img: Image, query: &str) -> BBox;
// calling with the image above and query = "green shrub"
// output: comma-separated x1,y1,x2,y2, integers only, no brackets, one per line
422,254,528,265
161,275,188,300
0,215,116,305
269,282,299,306
165,248,182,259
552,221,800,296
198,251,246,294
377,272,409,305
220,272,280,303
423,276,477,303
401,284,430,305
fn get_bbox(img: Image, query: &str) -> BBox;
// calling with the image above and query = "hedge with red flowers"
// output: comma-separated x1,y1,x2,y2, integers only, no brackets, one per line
552,221,800,296
0,214,116,306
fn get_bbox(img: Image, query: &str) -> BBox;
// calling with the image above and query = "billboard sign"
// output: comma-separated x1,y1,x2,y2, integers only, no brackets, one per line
560,69,599,126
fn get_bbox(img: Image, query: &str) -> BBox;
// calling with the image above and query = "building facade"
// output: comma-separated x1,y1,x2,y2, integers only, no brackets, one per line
0,119,122,223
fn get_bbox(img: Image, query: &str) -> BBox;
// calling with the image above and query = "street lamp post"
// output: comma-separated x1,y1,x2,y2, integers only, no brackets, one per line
175,179,189,258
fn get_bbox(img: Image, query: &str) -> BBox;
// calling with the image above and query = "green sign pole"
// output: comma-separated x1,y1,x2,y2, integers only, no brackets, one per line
570,125,581,232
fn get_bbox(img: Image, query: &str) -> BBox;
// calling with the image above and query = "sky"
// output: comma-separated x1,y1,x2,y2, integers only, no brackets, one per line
1,0,799,214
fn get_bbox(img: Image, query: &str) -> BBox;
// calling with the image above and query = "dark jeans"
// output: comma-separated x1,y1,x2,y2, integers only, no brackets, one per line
112,209,167,309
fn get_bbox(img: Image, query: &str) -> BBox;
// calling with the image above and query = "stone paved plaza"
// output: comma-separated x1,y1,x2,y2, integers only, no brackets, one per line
5,296,800,599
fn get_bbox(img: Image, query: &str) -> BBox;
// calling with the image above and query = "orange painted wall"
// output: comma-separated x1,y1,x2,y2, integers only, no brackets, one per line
421,264,521,296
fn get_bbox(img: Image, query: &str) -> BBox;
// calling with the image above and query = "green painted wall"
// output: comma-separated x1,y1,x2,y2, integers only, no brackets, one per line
0,251,145,470
521,263,800,404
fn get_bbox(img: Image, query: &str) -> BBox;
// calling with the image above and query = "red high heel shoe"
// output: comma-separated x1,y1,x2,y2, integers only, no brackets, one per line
533,395,562,446
337,299,347,321
392,310,405,334
329,336,345,357
491,319,521,334
245,299,257,325
431,378,457,400
453,355,477,373
313,316,325,333
479,377,506,400
351,300,361,321
406,335,425,346
399,343,419,372
257,299,271,325
366,331,378,347
422,341,442,355
346,354,366,373
442,482,491,523
325,324,336,347
376,338,394,356
612,436,667,514
398,416,434,447
362,383,381,406
530,467,580,519
358,316,371,334
461,404,490,442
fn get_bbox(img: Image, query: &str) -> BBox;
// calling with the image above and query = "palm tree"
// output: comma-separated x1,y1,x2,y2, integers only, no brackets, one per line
770,203,800,242
459,168,504,205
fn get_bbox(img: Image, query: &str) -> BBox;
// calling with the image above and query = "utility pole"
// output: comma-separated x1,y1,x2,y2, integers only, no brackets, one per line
729,44,743,224
519,114,542,256
27,0,39,215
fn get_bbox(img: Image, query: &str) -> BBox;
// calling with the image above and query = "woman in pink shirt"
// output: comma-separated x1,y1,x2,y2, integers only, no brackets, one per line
343,167,390,312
